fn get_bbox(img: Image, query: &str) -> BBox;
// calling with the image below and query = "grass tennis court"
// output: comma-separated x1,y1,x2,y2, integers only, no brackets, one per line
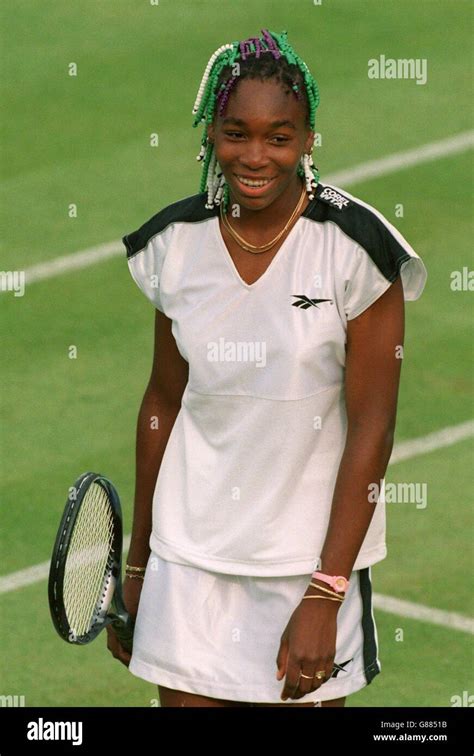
1,0,472,707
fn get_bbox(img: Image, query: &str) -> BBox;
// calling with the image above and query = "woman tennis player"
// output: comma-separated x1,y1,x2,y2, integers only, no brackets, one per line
108,28,427,707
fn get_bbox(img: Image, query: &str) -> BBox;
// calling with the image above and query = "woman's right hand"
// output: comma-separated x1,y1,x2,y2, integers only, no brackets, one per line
106,575,144,667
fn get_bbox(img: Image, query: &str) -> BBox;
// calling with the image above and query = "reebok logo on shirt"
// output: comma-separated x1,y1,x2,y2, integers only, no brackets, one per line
291,295,333,310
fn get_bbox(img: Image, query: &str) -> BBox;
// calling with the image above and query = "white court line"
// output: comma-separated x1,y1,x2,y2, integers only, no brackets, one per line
372,593,474,634
389,419,474,463
3,130,472,288
1,421,473,634
23,241,121,285
327,130,474,187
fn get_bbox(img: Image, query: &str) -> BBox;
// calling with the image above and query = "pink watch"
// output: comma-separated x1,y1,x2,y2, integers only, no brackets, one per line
312,571,349,593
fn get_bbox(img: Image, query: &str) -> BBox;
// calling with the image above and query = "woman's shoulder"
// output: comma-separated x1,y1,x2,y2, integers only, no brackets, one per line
122,190,217,259
308,180,406,248
308,179,425,276
307,180,427,308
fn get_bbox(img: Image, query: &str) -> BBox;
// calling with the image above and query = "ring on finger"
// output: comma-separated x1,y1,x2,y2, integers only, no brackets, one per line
292,670,304,693
299,669,326,681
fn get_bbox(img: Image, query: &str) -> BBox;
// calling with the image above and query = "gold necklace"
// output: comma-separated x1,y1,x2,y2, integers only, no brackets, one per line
220,182,307,254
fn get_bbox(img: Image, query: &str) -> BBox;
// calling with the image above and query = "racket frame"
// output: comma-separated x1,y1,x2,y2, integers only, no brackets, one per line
48,472,130,647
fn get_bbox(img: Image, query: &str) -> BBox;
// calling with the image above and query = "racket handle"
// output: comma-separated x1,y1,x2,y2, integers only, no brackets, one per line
111,615,135,655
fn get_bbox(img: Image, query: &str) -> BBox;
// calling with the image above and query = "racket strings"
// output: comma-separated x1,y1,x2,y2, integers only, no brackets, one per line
63,482,115,638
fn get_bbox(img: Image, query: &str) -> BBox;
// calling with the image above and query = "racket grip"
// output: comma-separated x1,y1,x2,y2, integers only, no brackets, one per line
111,616,135,655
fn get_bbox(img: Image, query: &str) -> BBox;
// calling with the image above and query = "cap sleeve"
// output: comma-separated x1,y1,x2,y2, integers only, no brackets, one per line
343,217,427,321
122,229,167,314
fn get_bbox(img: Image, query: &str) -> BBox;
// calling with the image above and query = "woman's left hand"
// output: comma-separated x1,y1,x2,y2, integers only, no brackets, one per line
276,598,341,701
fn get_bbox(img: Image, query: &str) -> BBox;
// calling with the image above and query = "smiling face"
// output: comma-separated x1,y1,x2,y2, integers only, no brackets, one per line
207,77,315,213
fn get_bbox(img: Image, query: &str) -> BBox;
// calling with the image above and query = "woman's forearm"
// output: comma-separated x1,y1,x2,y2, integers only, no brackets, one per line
314,424,394,582
309,276,404,591
126,382,182,567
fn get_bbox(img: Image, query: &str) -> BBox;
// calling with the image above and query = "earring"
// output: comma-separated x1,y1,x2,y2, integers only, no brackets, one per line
300,151,318,200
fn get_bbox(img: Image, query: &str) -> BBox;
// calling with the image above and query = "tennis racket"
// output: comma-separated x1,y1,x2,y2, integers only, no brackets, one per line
48,471,135,654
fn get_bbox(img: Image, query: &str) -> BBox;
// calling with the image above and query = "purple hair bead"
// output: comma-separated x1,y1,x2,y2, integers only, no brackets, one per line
217,76,238,116
261,29,281,60
239,29,281,61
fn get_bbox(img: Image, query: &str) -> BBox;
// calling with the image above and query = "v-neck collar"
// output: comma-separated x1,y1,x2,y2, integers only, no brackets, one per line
214,197,316,290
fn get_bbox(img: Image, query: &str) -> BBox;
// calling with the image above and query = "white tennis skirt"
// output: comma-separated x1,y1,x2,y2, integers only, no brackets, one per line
128,551,381,705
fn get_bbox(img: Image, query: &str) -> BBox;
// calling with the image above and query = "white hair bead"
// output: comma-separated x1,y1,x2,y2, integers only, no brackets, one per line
192,43,234,116
300,152,317,200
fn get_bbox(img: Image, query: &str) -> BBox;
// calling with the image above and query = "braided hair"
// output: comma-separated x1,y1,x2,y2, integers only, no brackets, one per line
192,29,321,212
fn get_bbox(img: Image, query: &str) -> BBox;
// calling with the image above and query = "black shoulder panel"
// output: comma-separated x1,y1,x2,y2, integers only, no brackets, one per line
306,182,412,282
123,191,218,259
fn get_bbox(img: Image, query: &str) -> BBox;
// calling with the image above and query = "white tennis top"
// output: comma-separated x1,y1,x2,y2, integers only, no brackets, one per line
123,181,427,577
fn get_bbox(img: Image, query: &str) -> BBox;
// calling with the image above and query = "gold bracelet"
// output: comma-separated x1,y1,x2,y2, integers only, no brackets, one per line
302,595,343,602
125,564,146,573
125,572,145,580
309,582,345,599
